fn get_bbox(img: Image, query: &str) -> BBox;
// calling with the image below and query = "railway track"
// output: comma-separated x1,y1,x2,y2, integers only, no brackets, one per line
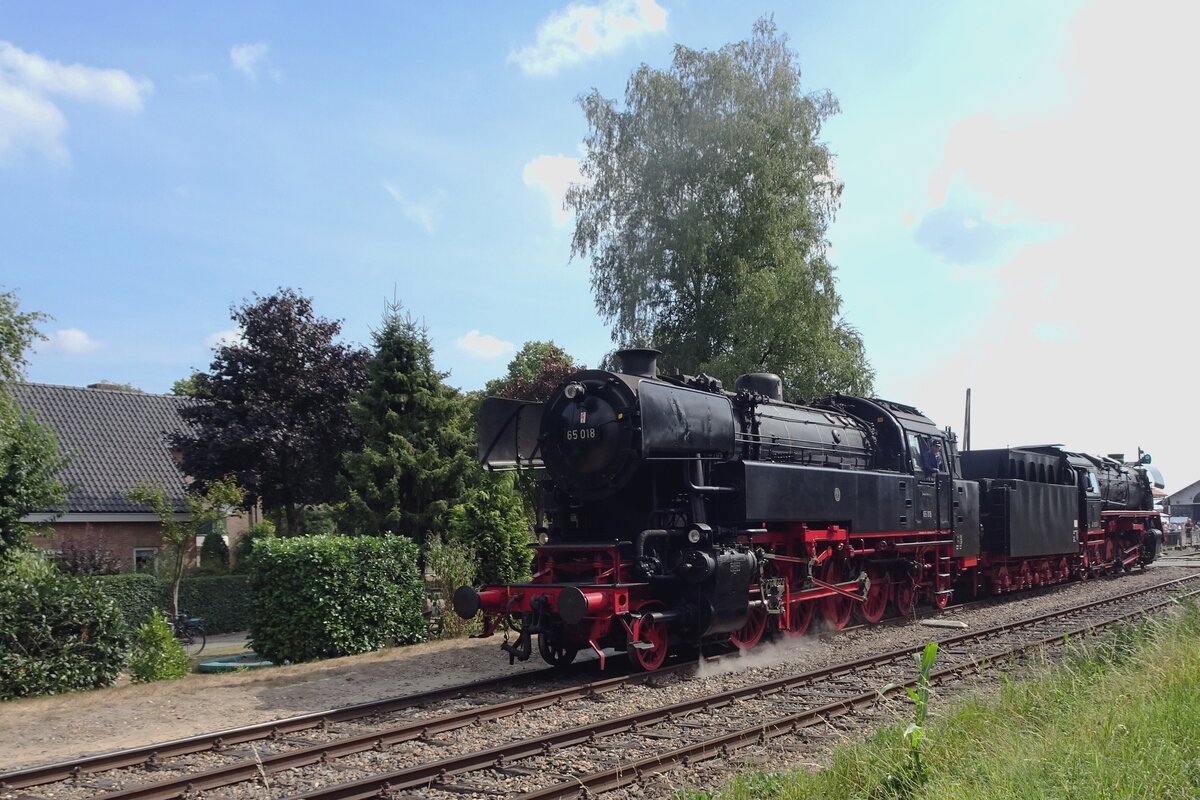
9,572,1196,800
0,578,1020,795
0,661,691,795
1153,547,1200,565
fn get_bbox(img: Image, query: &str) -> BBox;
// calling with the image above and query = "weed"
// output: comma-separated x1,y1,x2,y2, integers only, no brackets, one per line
877,641,938,796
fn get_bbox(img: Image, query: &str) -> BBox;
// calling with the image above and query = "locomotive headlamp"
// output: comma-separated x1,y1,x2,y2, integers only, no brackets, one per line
537,531,551,545
563,382,586,400
687,527,703,544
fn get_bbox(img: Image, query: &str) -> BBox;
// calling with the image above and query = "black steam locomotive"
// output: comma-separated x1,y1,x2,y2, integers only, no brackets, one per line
454,349,1163,671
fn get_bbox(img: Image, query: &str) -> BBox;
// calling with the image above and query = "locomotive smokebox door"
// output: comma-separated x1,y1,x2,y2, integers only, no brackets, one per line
539,369,641,499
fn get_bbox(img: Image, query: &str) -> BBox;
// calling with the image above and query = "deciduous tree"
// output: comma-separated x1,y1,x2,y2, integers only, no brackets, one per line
172,289,368,535
0,289,46,386
127,475,244,618
566,18,873,401
481,341,583,526
0,289,66,559
484,341,581,401
170,373,205,398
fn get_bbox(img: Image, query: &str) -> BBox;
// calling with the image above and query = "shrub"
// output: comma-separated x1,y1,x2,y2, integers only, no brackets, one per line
250,535,424,663
129,609,191,683
233,519,275,573
447,475,533,586
199,531,230,572
424,532,477,638
0,554,129,699
54,525,122,575
301,505,340,536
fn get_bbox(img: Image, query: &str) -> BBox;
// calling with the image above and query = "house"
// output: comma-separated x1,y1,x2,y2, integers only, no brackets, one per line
12,382,249,572
1165,478,1200,524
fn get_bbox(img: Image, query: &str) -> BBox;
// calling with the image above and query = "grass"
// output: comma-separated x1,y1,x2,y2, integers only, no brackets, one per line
680,602,1200,800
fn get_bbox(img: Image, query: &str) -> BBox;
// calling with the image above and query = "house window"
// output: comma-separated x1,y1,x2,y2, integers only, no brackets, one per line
133,547,158,573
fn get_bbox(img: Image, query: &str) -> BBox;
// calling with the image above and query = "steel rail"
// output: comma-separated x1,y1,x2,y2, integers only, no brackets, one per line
0,666,565,789
519,584,1200,799
64,588,1050,800
8,572,1190,797
12,662,700,800
1,570,1019,792
279,573,1200,800
0,590,932,793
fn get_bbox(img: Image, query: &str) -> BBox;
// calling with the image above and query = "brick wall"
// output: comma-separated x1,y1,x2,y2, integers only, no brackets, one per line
30,513,251,572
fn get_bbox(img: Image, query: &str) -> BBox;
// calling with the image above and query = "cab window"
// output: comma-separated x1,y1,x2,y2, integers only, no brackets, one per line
907,433,923,473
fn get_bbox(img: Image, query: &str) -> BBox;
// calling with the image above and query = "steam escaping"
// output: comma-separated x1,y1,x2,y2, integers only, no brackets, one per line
695,633,822,679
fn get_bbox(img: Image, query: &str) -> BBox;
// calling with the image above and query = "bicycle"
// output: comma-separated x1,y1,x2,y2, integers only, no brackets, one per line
164,611,207,656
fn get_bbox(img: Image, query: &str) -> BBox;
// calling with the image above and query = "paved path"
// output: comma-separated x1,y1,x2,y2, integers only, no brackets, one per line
203,630,251,652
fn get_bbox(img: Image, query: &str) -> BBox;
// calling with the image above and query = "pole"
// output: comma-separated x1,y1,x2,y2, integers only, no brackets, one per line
963,388,972,452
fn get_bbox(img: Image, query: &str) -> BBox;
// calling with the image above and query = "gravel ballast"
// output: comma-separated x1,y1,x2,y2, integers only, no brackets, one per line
1,563,1193,782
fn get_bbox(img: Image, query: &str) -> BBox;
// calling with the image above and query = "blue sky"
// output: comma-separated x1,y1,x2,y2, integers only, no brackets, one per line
4,1,1197,490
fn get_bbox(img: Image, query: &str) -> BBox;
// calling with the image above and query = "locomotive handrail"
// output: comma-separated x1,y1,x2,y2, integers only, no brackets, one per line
684,472,735,494
734,433,867,453
888,539,954,549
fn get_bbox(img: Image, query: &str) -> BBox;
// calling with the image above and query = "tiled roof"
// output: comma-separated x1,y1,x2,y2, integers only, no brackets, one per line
11,382,194,513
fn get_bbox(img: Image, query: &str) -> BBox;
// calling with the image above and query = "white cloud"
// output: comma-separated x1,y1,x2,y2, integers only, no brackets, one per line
903,1,1200,491
522,154,585,226
0,42,151,111
41,328,100,355
0,80,67,161
382,182,446,234
456,330,516,359
0,41,152,163
204,329,244,349
230,42,281,82
509,0,668,77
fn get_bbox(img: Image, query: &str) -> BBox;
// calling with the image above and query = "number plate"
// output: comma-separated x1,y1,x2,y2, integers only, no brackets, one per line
565,427,598,441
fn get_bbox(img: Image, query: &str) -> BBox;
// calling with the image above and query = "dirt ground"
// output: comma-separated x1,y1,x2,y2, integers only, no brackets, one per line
0,635,548,772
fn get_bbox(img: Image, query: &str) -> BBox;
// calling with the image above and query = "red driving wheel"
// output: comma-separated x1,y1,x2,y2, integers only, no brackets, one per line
856,566,890,624
894,579,917,614
820,560,854,631
730,602,769,650
628,610,669,672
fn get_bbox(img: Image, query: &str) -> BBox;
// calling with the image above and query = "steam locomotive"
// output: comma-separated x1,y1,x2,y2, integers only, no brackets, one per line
454,349,1164,671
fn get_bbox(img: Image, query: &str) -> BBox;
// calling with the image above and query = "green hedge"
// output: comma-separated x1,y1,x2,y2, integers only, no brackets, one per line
0,564,129,699
91,574,161,630
178,576,253,634
249,535,424,663
94,574,251,634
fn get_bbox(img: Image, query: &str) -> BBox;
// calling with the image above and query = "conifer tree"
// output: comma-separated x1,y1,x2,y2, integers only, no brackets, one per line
340,302,474,541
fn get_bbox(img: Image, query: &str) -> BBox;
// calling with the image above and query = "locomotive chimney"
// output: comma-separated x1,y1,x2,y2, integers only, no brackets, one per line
615,348,660,378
